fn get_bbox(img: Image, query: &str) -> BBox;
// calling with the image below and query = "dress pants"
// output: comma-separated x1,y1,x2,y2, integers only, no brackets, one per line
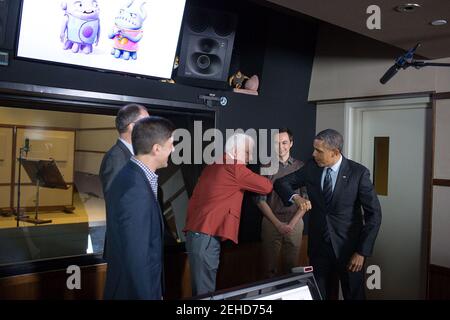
185,231,221,297
261,217,303,278
310,240,366,300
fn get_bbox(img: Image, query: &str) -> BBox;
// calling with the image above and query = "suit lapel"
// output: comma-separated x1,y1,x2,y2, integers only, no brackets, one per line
313,164,327,206
117,139,133,157
130,161,164,235
331,157,350,208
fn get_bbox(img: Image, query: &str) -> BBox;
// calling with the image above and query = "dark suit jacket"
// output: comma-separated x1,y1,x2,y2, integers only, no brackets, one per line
99,139,133,197
274,157,382,261
99,140,175,258
103,161,164,300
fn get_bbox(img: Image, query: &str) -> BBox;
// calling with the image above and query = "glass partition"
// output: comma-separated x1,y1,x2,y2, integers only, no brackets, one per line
0,105,213,267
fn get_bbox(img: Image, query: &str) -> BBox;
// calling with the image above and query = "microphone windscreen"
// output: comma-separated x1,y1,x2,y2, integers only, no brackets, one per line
380,64,399,84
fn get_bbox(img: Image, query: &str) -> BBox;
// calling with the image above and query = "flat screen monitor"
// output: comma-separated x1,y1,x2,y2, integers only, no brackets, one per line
196,272,322,300
16,0,186,79
252,284,313,300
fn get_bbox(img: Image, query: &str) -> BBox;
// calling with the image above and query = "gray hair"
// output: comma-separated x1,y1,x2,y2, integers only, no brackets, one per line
315,129,343,152
225,133,255,155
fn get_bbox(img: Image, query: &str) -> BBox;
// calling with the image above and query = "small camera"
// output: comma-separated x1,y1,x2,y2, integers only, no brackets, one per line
199,94,228,107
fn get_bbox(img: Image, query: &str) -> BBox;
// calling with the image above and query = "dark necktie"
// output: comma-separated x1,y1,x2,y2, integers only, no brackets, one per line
322,167,333,243
323,167,333,207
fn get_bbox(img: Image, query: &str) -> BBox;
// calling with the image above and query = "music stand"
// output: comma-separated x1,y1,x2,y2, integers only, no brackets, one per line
17,159,68,225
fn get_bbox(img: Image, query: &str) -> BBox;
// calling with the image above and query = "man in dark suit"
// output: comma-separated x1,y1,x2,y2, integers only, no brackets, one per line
99,103,149,196
99,104,148,259
103,116,175,300
274,129,382,300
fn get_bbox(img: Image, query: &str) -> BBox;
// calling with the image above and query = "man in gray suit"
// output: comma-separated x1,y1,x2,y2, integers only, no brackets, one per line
99,104,149,259
99,103,149,196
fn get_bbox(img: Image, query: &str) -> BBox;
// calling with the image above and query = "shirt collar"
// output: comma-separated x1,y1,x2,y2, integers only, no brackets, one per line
328,154,343,173
130,157,158,198
119,138,134,155
280,156,294,166
130,157,158,179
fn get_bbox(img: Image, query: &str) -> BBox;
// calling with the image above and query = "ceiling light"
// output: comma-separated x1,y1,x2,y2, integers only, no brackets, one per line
395,3,421,13
430,19,448,26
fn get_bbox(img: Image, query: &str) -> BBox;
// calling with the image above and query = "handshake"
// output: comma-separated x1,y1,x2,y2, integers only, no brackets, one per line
292,194,312,212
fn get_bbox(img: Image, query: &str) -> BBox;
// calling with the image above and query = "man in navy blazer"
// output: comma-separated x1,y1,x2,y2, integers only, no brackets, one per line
103,116,175,300
274,129,382,300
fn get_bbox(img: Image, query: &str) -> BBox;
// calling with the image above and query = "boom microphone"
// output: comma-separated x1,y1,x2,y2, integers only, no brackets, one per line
380,64,400,85
380,43,420,84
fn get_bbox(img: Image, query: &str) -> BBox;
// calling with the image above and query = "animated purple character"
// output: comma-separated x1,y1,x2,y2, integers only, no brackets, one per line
109,0,147,60
60,0,100,54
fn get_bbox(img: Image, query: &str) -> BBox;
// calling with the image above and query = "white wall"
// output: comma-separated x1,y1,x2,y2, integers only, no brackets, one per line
308,24,450,102
315,102,346,134
434,100,450,179
431,99,450,268
315,101,347,155
431,186,450,268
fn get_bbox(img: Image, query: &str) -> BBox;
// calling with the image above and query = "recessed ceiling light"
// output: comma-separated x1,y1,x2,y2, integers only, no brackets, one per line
395,3,421,13
430,19,448,26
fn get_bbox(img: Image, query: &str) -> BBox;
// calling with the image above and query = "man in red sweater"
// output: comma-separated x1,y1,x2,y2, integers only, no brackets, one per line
184,133,273,297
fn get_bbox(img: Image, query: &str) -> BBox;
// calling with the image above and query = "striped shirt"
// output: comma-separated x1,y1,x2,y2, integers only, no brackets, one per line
130,157,158,198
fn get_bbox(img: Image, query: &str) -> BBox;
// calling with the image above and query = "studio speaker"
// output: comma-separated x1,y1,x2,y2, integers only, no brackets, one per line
176,7,237,88
0,0,9,47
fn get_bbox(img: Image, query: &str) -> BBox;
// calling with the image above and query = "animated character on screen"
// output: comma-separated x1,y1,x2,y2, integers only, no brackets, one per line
60,1,101,54
108,0,147,60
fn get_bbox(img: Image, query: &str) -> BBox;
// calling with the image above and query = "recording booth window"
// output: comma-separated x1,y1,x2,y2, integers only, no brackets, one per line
0,105,213,269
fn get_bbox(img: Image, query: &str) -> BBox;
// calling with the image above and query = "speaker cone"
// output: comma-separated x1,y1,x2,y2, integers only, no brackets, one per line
198,38,219,53
187,10,209,33
213,13,235,37
197,55,210,70
189,53,222,75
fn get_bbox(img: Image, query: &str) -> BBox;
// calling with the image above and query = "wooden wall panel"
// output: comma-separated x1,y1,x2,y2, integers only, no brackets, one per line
75,129,116,153
16,129,75,182
0,236,310,299
0,186,10,208
0,264,107,299
0,128,13,181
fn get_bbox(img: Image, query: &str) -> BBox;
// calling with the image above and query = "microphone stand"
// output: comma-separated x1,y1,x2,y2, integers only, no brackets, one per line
380,59,450,84
16,145,29,227
407,60,450,69
380,43,450,84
